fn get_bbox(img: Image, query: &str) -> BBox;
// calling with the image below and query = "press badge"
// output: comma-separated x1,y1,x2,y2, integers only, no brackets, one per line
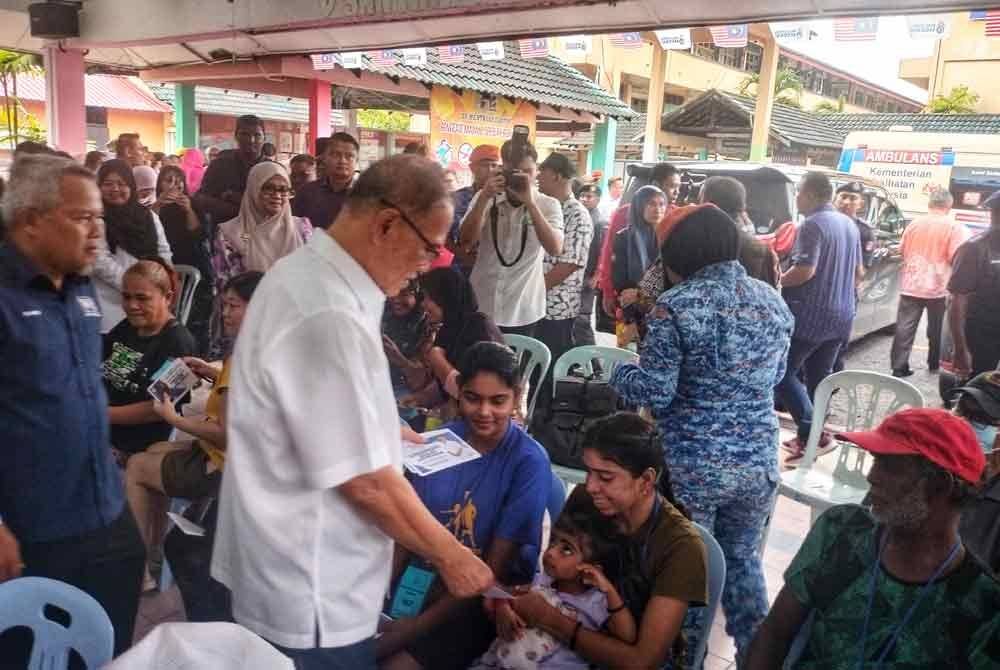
76,296,102,318
389,564,435,618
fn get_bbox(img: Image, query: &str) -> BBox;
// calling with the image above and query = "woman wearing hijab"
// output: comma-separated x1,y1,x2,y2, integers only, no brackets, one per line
93,159,173,333
611,205,794,662
399,267,503,413
209,161,311,354
180,148,207,194
610,185,667,346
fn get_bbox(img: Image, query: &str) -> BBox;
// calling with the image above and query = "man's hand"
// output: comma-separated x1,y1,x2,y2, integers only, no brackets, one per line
481,173,506,199
0,525,24,583
434,544,494,598
507,172,534,205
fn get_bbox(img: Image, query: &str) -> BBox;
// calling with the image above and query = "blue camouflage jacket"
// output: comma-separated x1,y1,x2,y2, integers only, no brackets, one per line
611,260,794,471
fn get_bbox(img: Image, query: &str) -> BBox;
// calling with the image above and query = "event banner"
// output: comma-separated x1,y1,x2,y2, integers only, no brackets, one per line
838,146,955,214
429,86,536,184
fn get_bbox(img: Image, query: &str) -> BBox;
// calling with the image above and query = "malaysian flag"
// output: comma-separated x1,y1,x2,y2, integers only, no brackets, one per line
608,32,643,49
438,44,465,64
834,17,879,41
709,24,748,48
986,9,1000,36
311,53,337,70
367,50,397,67
519,38,549,58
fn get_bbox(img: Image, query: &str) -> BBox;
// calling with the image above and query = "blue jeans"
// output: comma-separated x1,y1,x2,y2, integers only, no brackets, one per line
272,637,376,670
775,337,843,441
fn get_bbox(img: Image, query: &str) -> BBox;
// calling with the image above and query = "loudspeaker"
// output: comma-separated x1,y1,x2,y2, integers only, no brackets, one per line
28,2,80,40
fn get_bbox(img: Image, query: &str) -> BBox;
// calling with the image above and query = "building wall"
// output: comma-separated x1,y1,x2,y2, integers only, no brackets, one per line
928,14,1000,112
107,109,167,152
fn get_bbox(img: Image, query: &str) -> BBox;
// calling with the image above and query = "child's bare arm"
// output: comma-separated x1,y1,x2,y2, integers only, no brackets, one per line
579,563,637,644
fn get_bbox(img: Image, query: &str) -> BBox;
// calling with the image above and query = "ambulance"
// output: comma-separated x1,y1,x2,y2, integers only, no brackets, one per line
837,130,1000,234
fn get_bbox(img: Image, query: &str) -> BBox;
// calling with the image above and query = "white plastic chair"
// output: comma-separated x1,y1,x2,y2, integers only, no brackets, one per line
548,345,639,488
503,334,552,425
173,264,201,326
777,370,924,525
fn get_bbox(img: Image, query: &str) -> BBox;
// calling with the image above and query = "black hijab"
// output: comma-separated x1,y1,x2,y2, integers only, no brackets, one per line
420,268,502,363
98,159,159,258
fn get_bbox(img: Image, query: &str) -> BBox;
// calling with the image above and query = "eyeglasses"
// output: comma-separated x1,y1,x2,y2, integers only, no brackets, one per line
380,198,441,259
261,184,293,197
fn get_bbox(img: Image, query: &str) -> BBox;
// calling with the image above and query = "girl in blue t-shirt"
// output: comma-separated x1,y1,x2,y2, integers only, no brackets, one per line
378,342,551,670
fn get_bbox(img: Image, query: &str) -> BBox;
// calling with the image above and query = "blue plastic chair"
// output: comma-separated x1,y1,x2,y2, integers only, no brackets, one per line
550,345,638,390
687,522,727,670
0,576,114,669
503,334,552,424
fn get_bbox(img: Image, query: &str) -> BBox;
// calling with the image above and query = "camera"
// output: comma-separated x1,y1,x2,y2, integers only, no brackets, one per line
502,124,532,196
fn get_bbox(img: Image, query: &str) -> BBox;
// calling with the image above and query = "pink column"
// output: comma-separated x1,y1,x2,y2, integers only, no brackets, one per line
308,79,331,155
43,45,87,156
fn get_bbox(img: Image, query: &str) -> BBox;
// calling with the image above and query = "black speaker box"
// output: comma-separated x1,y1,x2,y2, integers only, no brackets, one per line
29,2,81,40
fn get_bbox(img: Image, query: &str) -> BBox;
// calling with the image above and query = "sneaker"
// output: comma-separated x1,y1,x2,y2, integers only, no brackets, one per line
892,368,915,378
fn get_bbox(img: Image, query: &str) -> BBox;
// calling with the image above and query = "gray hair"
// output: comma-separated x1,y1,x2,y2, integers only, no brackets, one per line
927,187,953,210
2,153,93,226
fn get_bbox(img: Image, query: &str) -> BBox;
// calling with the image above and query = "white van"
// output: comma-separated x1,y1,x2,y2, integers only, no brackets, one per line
838,130,1000,234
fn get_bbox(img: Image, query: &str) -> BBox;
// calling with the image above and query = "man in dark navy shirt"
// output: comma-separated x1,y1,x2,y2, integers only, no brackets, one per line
292,131,358,229
0,154,145,657
777,172,863,463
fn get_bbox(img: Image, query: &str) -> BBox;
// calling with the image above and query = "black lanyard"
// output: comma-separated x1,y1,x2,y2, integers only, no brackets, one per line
490,197,529,268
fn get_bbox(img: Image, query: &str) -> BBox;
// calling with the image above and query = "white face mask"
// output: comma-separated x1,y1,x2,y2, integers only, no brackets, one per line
138,194,156,207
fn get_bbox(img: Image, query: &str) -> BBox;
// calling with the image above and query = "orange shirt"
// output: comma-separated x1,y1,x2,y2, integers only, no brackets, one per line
899,212,969,299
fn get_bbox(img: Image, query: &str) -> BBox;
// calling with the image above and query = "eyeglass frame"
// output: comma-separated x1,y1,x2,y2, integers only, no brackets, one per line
379,198,441,259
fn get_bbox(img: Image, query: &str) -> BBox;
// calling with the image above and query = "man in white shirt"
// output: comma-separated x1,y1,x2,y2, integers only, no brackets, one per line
212,154,493,670
597,175,624,220
459,141,563,337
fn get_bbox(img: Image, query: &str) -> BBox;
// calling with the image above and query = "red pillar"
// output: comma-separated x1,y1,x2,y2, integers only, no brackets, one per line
308,79,331,155
43,45,87,156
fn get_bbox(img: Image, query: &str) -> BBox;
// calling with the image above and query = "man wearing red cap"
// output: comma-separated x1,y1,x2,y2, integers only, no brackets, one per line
449,145,501,270
746,408,1000,669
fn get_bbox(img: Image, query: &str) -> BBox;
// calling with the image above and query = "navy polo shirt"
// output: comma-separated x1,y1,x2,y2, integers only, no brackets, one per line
0,244,124,543
292,176,353,230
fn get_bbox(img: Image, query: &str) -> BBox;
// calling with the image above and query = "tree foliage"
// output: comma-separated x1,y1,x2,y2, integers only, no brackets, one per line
0,50,43,150
814,96,846,114
357,109,411,132
925,85,980,114
738,67,804,108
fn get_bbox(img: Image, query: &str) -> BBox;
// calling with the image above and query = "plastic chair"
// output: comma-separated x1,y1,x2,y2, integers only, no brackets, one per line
173,264,202,326
778,370,924,525
503,334,552,424
550,345,639,388
0,576,114,669
687,522,727,670
548,346,639,488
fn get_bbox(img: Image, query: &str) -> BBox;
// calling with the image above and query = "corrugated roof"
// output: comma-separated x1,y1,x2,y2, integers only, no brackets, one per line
661,89,845,149
345,42,635,120
148,83,345,128
817,113,1000,135
3,73,171,113
554,114,646,149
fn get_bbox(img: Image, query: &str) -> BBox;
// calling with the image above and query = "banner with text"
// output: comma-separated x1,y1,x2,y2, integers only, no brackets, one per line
838,147,955,213
429,86,536,184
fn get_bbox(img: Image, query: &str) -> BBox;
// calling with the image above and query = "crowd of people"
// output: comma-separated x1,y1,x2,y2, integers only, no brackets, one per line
0,121,999,670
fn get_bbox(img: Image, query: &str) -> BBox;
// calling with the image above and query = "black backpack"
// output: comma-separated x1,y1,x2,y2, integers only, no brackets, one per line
530,373,632,469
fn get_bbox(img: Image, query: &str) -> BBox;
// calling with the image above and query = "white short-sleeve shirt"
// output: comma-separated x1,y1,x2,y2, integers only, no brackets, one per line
211,231,402,650
464,191,563,328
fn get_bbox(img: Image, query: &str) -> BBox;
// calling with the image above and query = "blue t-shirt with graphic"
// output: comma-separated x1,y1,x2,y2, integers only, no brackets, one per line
408,420,550,583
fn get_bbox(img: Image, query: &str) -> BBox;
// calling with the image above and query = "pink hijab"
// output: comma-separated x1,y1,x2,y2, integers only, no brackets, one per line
180,149,207,193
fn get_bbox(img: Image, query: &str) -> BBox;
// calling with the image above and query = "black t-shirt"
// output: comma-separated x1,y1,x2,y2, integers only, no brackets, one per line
196,150,260,223
948,228,1000,333
961,474,1000,579
102,319,197,453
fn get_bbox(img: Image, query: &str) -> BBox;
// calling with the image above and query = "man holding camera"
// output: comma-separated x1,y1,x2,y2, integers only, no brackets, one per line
459,138,563,336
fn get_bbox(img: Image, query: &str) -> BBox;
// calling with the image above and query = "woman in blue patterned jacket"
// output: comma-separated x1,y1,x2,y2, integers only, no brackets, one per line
610,204,794,663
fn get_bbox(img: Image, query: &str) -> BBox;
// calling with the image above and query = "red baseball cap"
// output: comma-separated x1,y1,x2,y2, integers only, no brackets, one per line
468,144,500,165
837,408,985,484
